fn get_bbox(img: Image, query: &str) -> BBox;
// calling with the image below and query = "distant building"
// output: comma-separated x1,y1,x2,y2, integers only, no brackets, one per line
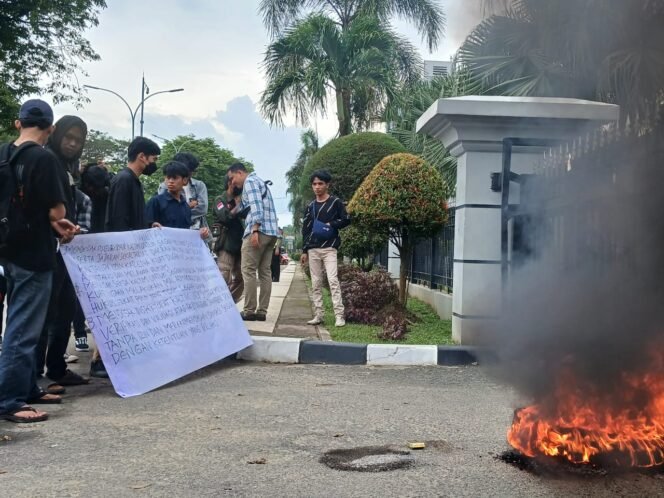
423,60,453,80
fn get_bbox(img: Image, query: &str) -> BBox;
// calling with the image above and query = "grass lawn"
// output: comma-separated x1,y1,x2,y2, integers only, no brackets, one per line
320,287,454,345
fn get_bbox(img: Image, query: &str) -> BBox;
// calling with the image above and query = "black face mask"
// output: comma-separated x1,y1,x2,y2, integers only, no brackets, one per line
144,161,158,176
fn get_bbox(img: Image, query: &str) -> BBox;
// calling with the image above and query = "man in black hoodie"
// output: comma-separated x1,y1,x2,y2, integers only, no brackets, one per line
36,116,90,391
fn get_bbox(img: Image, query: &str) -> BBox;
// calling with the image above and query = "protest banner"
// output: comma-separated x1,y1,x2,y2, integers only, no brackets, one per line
60,227,253,397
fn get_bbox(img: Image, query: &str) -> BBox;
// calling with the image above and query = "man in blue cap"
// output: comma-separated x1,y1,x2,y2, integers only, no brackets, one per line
0,99,78,423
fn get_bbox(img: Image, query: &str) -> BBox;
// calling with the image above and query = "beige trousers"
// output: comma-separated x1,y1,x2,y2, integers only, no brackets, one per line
217,250,244,303
241,233,278,315
309,247,344,319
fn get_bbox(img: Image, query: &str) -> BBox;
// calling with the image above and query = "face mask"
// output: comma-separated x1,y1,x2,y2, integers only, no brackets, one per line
144,161,158,176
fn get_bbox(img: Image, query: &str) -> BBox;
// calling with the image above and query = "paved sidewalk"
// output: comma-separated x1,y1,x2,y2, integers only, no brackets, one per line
236,262,326,341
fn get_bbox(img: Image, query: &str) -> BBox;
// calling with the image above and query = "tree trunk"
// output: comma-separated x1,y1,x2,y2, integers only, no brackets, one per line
398,246,411,306
335,88,352,136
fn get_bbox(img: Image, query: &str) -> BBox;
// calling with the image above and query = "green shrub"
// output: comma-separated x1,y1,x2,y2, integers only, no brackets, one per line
338,222,388,270
349,153,447,304
301,132,405,204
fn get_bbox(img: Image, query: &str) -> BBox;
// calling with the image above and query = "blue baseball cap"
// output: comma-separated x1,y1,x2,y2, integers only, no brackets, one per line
18,99,54,125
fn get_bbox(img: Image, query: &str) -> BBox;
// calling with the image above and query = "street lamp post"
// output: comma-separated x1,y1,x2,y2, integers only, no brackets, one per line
84,78,183,139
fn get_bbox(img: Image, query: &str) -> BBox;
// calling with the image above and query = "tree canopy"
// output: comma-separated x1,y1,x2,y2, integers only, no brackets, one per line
0,0,107,131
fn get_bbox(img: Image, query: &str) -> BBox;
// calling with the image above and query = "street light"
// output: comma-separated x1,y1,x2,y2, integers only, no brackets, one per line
151,134,194,154
84,77,183,139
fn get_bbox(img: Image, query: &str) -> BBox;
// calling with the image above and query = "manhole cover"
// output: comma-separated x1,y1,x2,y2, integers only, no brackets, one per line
320,446,414,472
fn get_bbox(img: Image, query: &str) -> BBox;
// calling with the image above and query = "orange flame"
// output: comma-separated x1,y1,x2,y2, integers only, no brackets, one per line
507,350,664,467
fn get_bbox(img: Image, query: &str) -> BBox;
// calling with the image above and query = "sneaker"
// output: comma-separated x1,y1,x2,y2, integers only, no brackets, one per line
255,313,267,322
240,311,256,321
64,353,79,363
75,337,89,352
335,317,346,328
90,359,109,378
307,316,323,326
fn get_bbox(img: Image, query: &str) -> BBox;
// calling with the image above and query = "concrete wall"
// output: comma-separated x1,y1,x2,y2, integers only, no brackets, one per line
407,284,453,320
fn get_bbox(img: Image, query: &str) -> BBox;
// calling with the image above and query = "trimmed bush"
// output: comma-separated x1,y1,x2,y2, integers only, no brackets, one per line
301,132,405,204
348,153,447,304
338,222,388,270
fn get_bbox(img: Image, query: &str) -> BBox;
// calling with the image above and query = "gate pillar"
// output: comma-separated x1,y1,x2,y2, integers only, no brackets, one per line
417,96,618,343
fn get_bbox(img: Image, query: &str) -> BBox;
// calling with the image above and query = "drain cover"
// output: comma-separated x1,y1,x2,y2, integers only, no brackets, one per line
321,446,414,472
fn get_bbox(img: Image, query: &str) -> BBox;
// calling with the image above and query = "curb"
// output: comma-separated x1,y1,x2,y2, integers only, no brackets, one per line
234,336,479,366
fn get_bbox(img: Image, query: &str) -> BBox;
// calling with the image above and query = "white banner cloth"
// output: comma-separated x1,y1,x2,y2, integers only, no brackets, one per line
60,227,252,397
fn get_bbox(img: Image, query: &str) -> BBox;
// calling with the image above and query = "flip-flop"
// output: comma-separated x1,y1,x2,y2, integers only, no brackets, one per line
28,391,62,405
46,383,66,395
2,406,49,423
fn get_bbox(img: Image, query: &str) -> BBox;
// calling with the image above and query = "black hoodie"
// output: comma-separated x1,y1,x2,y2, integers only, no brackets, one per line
46,116,88,223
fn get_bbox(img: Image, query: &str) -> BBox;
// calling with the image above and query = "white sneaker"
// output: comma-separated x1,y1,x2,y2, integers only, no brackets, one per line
335,318,346,327
307,316,323,326
64,353,79,364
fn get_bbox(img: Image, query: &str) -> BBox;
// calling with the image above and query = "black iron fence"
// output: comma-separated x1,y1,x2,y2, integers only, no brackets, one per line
408,209,455,292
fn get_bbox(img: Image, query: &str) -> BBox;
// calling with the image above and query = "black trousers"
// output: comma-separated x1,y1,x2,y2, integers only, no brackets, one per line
0,275,6,338
72,300,87,339
36,254,77,380
271,253,281,282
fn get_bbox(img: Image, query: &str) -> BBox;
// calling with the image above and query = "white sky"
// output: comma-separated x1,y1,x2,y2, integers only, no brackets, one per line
52,0,483,224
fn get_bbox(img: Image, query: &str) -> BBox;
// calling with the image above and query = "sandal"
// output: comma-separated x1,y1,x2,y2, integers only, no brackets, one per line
46,383,66,395
49,369,90,386
2,406,49,423
28,391,62,405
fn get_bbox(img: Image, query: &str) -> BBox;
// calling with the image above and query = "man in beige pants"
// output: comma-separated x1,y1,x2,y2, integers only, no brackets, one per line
300,170,351,327
227,163,279,321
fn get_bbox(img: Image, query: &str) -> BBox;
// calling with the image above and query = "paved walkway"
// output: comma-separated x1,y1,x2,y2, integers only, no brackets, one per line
237,262,327,341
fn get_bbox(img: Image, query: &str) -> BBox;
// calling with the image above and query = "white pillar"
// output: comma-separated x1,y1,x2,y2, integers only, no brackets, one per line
417,96,619,344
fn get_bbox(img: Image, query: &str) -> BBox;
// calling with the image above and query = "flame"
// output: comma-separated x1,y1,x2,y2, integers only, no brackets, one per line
507,350,664,467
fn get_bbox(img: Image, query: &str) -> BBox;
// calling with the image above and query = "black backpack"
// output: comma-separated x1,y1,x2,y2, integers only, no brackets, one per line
0,142,40,255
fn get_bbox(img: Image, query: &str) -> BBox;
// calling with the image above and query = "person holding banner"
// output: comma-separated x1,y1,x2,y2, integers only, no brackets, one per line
0,100,77,423
90,136,161,378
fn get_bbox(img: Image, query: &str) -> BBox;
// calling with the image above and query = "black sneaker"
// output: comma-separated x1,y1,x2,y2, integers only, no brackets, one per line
240,311,256,321
75,337,89,352
90,359,109,378
255,313,267,322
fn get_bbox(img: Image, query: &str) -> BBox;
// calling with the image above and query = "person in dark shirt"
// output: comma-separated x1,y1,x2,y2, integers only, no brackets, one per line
145,160,210,239
80,162,112,234
36,116,91,389
301,170,351,328
0,99,77,423
105,137,161,232
90,137,160,379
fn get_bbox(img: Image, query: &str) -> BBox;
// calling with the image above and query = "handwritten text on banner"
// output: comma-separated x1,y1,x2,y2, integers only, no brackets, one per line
61,228,252,397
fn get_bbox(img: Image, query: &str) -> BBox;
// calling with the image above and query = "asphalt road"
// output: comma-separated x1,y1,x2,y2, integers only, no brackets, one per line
0,361,661,497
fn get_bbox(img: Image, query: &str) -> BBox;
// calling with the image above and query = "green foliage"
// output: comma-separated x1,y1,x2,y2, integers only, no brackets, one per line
385,71,473,197
141,135,252,223
302,132,405,204
339,222,388,269
81,130,129,169
458,0,664,121
287,129,319,231
348,153,447,304
0,1,107,129
260,12,422,136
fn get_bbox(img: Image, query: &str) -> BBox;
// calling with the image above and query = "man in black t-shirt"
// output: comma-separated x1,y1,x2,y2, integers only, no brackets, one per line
0,100,78,423
89,137,160,378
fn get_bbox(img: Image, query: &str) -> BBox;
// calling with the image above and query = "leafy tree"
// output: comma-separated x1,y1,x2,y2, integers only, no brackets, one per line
287,129,319,231
143,135,252,224
81,130,129,168
384,70,473,197
339,223,388,271
348,153,447,305
0,0,107,131
260,14,422,136
259,0,445,136
458,0,664,121
302,132,405,204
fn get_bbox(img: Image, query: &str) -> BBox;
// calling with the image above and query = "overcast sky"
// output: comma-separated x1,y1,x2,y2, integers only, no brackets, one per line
53,0,483,225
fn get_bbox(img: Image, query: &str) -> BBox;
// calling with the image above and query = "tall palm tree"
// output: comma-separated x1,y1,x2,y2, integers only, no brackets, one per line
458,0,664,121
259,0,445,136
261,13,421,136
287,129,319,230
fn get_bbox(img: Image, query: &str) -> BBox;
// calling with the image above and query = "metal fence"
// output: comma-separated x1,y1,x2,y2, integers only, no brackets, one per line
408,209,455,292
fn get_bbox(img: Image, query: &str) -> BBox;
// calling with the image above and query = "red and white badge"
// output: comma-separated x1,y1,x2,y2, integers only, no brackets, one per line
217,201,224,210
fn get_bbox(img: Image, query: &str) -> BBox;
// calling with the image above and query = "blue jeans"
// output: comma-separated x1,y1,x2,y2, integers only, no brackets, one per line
0,261,52,414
